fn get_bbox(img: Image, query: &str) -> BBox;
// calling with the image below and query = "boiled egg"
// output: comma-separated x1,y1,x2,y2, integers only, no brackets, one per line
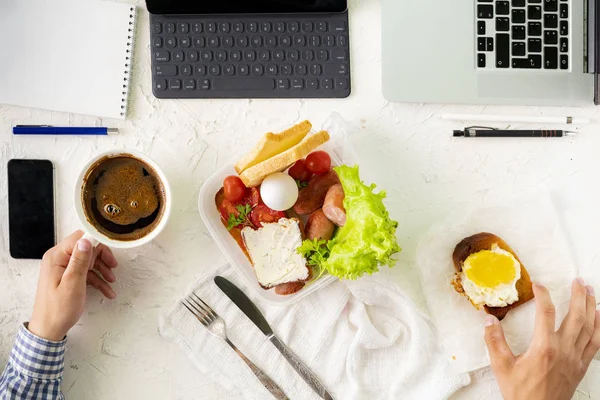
260,172,298,211
461,244,521,308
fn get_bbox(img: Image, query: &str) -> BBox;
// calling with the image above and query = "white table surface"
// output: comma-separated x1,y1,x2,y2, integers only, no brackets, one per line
1,0,599,398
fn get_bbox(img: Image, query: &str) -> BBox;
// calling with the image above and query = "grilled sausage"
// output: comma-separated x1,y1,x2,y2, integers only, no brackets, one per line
292,170,340,215
275,281,305,295
322,184,346,226
305,209,336,241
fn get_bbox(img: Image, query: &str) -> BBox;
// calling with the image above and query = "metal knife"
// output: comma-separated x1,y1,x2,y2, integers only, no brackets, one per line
214,276,334,400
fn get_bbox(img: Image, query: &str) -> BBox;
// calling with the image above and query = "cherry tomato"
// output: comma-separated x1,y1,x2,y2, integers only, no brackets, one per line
288,159,312,182
305,151,331,175
223,176,247,202
250,204,286,228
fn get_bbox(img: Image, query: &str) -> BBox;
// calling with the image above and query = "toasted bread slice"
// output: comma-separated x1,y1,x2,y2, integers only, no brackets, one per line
234,120,312,175
239,130,330,187
452,232,534,321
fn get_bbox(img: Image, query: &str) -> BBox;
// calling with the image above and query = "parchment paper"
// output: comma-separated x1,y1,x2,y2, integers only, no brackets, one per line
416,195,577,373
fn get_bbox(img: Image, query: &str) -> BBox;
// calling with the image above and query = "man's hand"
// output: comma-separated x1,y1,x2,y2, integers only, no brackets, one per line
28,231,119,341
485,279,600,400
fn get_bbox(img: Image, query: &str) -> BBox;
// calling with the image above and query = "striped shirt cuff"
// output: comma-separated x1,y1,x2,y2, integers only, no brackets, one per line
8,324,66,381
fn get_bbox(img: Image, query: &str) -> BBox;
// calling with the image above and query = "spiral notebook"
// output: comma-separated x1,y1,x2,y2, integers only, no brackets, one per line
0,0,137,120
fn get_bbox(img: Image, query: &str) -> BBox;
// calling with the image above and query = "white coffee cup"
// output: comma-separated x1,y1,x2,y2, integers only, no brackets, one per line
73,149,172,249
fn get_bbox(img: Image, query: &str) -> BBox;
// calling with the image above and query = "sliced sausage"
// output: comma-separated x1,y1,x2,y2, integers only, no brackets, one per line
275,281,305,295
292,170,340,215
305,209,336,241
322,184,346,227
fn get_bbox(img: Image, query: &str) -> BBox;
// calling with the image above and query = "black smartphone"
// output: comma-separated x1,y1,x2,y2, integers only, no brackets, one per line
8,159,56,259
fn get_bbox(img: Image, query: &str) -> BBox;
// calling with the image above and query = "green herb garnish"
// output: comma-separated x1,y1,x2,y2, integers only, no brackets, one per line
226,204,253,230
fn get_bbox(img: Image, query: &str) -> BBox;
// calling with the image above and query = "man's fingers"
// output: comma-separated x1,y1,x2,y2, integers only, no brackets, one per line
97,244,118,269
582,310,600,367
559,279,589,344
485,315,515,372
87,271,117,299
62,238,94,285
575,286,597,354
94,259,116,283
532,283,556,341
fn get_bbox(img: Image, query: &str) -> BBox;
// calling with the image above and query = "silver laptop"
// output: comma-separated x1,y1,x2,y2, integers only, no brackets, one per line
382,0,599,106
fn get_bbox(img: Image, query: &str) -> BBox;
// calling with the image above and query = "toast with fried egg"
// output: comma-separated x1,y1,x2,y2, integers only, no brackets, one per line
452,233,534,321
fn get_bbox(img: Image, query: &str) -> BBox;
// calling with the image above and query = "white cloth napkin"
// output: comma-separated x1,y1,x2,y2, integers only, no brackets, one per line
159,265,470,400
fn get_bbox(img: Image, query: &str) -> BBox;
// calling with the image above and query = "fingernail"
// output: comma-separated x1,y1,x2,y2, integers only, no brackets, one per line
587,286,595,297
577,277,585,286
485,315,496,327
77,239,91,252
534,282,545,289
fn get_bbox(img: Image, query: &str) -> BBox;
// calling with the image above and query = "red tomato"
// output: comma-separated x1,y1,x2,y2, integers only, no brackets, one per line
305,151,331,175
243,187,261,207
288,159,312,182
223,176,247,202
250,204,286,228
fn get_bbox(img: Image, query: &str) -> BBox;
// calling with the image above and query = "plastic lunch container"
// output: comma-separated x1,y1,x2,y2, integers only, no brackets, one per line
198,114,359,306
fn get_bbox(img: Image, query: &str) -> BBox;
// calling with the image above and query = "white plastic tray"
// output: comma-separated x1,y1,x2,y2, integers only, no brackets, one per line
198,115,357,305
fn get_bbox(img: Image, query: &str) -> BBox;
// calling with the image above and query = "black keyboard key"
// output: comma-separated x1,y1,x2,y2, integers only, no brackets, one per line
302,49,314,61
496,33,510,68
336,78,349,91
216,50,227,62
530,0,541,3
528,22,542,36
213,78,275,91
280,36,292,47
478,37,486,51
560,3,568,18
331,49,348,61
277,78,290,89
544,30,558,44
560,37,568,52
288,21,299,33
153,22,162,34
478,4,494,18
209,65,221,76
295,64,307,75
236,36,249,48
310,35,321,47
233,22,244,33
512,25,526,40
224,64,235,76
181,65,192,76
259,49,270,62
155,65,177,76
512,9,526,23
153,37,163,48
169,78,181,90
266,36,277,47
288,50,300,61
528,38,542,52
187,51,198,62
544,14,558,28
201,50,213,62
261,22,272,33
310,64,323,75
295,35,306,46
180,37,191,48
165,37,177,48
231,50,242,62
195,65,206,76
544,0,557,12
273,50,285,61
292,78,305,90
307,78,319,90
165,23,175,34
317,50,329,61
206,22,217,33
266,64,278,76
194,37,206,47
487,37,494,51
528,5,542,19
544,46,558,68
496,1,510,14
184,79,196,90
223,36,234,48
316,21,328,32
208,37,220,48
337,35,347,47
560,21,568,35
330,20,347,32
281,64,292,76
275,22,286,33
247,22,258,33
200,79,211,90
252,64,264,75
173,51,184,62
154,50,170,62
478,53,486,67
560,54,568,69
192,23,203,33
512,42,526,56
496,17,510,31
512,0,525,6
324,35,336,47
238,64,249,76
251,36,263,47
324,63,349,76
478,21,486,35
219,22,230,33
321,78,333,90
512,55,542,68
178,22,189,33
154,78,167,91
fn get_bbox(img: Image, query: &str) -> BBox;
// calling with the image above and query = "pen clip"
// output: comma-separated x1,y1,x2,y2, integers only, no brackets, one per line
465,126,498,131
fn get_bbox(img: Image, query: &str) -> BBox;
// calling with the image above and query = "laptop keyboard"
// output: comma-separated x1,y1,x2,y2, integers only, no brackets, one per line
476,0,570,70
150,13,351,99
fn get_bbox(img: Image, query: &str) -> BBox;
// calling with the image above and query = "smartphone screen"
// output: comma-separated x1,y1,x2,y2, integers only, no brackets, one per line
8,159,56,259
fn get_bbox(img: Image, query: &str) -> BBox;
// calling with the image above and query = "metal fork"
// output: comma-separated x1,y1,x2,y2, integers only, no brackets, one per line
182,293,290,400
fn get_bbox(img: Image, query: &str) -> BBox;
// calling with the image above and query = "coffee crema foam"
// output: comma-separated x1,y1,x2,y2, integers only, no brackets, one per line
82,155,166,242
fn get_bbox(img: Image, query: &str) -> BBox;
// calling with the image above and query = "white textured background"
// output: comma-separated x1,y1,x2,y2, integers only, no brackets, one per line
0,0,599,398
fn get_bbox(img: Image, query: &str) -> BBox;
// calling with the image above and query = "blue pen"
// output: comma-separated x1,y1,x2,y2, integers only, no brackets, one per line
12,125,118,136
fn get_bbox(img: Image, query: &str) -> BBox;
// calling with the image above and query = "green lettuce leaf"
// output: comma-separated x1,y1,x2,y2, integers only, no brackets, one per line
317,165,401,280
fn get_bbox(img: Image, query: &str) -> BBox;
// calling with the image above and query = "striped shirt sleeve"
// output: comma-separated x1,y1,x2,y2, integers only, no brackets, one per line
0,323,65,399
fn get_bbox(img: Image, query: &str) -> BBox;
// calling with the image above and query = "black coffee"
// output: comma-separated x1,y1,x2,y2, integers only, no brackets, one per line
82,155,166,241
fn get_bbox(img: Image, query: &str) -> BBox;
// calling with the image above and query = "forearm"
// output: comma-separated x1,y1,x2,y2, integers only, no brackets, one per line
0,323,65,399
